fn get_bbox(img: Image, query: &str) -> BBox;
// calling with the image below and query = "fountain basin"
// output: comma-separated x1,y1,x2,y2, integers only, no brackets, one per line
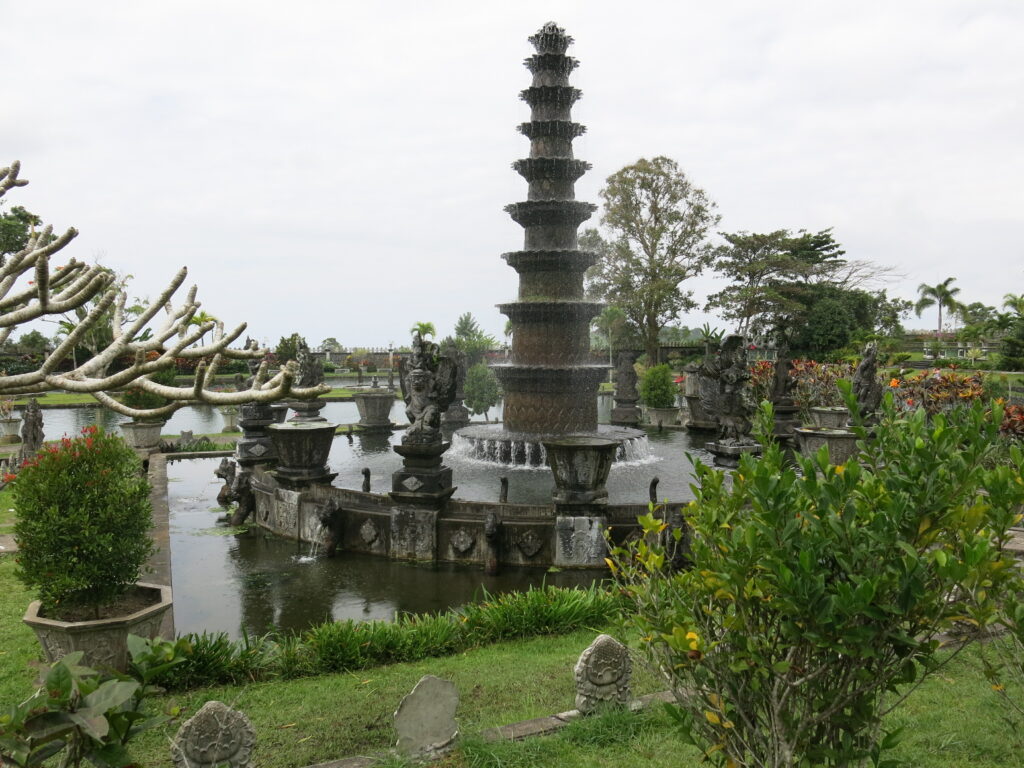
543,436,618,507
454,423,647,466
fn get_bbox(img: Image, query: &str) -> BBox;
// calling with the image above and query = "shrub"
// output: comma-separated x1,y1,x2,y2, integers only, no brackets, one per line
157,584,621,689
464,362,500,420
611,394,1024,768
119,364,179,419
0,635,188,768
639,363,675,408
11,426,153,618
322,360,336,373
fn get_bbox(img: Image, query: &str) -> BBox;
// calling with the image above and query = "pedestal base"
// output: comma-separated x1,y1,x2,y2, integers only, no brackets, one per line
553,516,608,568
707,440,763,468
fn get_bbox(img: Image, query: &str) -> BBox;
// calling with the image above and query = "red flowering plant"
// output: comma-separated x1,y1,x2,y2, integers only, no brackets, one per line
788,360,855,421
1001,404,1024,441
11,426,153,620
747,360,775,405
889,369,987,416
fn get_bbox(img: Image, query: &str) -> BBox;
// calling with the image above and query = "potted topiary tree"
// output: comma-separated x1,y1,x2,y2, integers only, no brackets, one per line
118,366,178,452
640,363,679,427
14,426,171,671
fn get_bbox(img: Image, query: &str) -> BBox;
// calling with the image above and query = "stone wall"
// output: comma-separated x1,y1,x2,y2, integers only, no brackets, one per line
248,468,682,569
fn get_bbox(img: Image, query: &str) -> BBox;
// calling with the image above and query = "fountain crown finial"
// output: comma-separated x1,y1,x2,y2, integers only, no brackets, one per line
529,21,573,54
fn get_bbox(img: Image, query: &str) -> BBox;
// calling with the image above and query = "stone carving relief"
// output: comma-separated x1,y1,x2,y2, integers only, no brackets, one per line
574,634,632,714
360,519,379,545
171,700,256,768
517,529,543,558
450,528,475,554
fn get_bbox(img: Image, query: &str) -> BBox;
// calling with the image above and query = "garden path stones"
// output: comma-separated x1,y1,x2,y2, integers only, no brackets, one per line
171,700,256,768
393,675,459,757
574,634,631,714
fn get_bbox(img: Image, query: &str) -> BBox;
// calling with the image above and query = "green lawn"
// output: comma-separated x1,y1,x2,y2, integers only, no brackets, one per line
0,486,14,533
1,548,1020,768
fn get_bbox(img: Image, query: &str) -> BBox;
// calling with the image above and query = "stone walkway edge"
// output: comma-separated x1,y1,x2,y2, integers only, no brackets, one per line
303,691,675,768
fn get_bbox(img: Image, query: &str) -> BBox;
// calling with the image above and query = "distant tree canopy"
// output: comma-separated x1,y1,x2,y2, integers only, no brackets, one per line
275,333,307,363
463,362,500,420
0,204,43,257
707,228,908,358
319,337,343,353
445,312,497,366
584,156,720,363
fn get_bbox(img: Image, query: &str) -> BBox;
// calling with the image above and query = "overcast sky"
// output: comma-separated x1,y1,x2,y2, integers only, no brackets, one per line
3,1,1021,349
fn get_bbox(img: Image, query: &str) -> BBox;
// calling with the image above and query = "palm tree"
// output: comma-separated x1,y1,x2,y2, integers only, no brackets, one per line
1003,293,1024,317
914,277,962,341
409,321,436,340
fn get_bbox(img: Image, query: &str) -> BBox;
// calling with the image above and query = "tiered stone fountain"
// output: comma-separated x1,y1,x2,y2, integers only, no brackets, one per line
457,22,645,466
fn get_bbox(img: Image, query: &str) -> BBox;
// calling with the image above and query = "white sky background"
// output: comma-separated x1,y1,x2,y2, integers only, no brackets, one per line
3,1,1022,349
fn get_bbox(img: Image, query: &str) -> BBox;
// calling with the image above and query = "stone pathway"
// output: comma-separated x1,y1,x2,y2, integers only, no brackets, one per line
0,533,17,554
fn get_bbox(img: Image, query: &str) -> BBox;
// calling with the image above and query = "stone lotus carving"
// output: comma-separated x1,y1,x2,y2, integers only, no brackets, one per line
574,634,631,714
517,529,543,558
360,519,379,545
171,700,256,768
450,528,475,554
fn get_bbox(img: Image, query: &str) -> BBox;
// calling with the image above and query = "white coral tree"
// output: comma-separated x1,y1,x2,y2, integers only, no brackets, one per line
0,161,328,420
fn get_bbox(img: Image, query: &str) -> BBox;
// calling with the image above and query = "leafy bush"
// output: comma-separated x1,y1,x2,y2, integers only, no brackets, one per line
11,426,153,617
611,394,1024,768
0,635,188,768
159,584,621,689
639,363,675,408
322,360,336,373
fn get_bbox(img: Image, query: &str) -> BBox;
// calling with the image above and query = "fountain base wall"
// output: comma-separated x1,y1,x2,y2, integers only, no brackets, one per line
247,467,681,569
453,423,648,466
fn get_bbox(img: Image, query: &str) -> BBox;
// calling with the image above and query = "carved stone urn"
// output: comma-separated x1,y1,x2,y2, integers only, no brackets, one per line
645,407,679,428
353,390,395,431
0,416,22,445
23,583,172,673
119,421,165,453
794,426,859,465
267,421,338,487
543,436,618,509
808,406,849,429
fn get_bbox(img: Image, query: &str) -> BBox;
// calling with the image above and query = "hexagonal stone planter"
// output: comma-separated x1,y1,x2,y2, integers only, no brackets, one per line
794,427,859,465
23,582,172,672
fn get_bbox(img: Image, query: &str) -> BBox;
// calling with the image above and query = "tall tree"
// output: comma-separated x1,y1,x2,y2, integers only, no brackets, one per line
584,156,720,362
914,277,962,341
449,312,497,366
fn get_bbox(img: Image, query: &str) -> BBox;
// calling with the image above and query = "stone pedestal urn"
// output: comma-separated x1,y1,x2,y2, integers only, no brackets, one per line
543,436,618,510
236,403,278,466
119,421,165,453
794,427,859,465
809,406,850,429
646,407,679,428
0,416,22,445
268,422,338,487
353,391,395,431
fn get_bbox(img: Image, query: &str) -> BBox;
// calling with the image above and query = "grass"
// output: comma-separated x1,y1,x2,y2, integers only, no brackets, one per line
2,549,1021,767
0,486,14,532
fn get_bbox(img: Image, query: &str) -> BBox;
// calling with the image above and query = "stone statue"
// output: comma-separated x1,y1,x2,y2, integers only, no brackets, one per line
707,335,756,444
574,634,631,714
771,349,796,405
171,700,255,768
696,340,724,426
852,342,884,423
399,332,457,445
243,336,261,386
214,457,236,507
295,338,323,389
17,397,43,466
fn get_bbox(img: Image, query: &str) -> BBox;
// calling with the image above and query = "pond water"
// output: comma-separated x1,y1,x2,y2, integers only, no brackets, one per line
167,457,600,638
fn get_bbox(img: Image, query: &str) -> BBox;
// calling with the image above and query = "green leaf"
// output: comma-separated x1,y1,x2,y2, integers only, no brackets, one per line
82,681,138,714
67,711,109,741
44,662,73,701
84,739,134,768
